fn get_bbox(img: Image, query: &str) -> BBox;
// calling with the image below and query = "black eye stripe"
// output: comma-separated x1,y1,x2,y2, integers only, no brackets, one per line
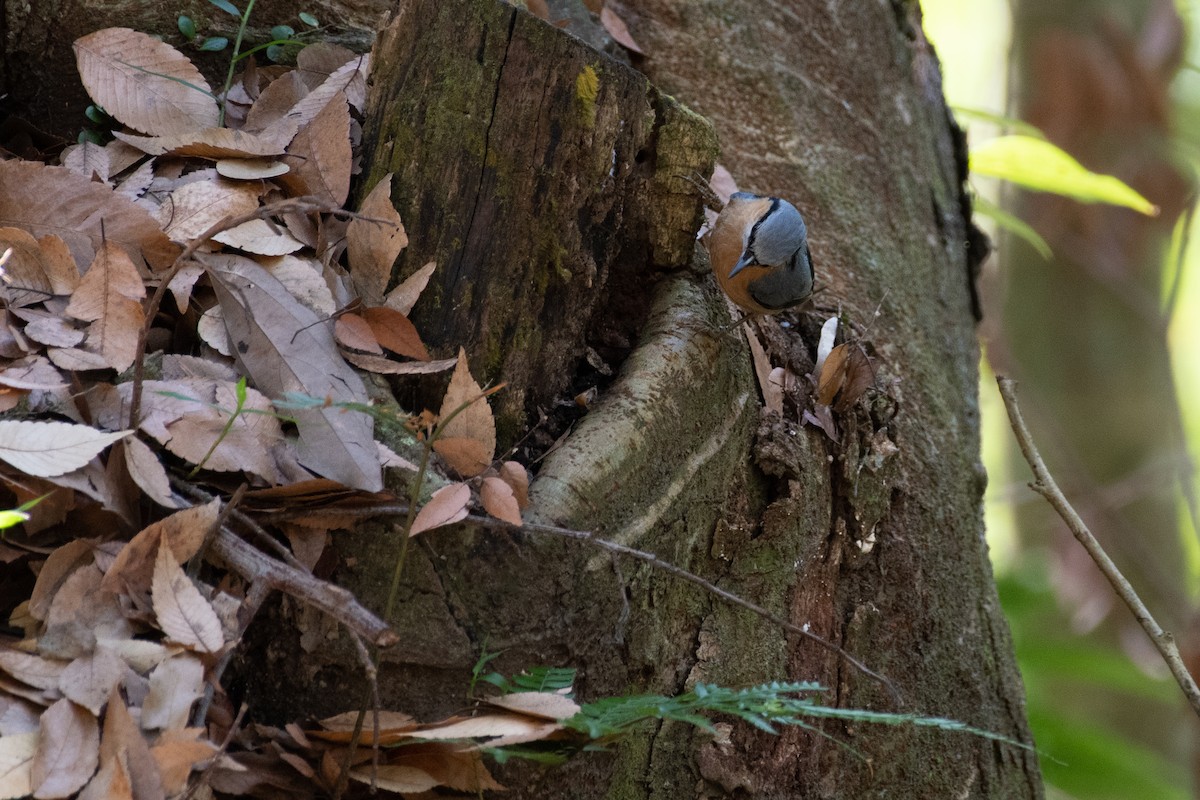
745,198,782,264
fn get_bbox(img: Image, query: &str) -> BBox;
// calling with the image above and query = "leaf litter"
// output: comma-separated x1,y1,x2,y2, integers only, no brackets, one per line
0,25,538,800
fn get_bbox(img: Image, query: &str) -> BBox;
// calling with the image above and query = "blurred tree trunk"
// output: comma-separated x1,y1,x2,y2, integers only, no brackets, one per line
1001,0,1194,790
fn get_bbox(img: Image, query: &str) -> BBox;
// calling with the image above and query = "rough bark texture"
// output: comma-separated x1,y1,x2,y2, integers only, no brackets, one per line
356,0,716,442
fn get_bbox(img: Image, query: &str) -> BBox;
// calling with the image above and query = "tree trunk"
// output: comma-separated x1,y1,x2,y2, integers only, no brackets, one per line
242,1,1044,798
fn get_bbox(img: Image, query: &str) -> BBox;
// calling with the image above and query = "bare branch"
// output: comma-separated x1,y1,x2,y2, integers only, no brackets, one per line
997,376,1200,718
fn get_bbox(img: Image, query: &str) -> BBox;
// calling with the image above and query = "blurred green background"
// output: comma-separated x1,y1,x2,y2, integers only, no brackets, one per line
923,1,1200,798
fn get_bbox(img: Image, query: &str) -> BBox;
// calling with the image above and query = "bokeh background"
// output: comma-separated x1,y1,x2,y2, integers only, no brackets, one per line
923,1,1200,797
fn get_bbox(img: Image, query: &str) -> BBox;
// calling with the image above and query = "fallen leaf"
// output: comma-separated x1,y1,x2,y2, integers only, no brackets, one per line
156,180,261,244
432,348,495,477
487,691,581,720
347,174,406,305
212,218,306,256
150,732,215,795
348,765,437,794
341,352,457,375
73,28,219,136
816,343,850,406
65,241,146,371
498,461,530,509
151,542,223,653
0,421,129,478
95,687,163,800
58,647,123,716
0,732,36,800
140,654,203,732
333,313,382,354
480,476,521,526
30,698,98,799
101,500,220,596
384,261,436,316
360,307,428,360
0,648,67,692
600,7,645,54
114,128,287,159
409,483,470,536
207,257,382,491
278,92,352,206
0,161,177,272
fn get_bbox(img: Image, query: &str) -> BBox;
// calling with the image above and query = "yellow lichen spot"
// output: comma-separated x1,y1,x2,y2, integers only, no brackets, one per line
575,65,599,128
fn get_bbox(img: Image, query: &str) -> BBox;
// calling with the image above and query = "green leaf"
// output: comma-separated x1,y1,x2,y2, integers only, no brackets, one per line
299,11,319,27
208,0,241,16
84,105,108,125
271,24,295,40
199,36,230,52
973,195,1052,260
78,129,104,146
266,44,285,63
178,15,197,40
0,495,48,530
950,106,1046,138
969,135,1159,216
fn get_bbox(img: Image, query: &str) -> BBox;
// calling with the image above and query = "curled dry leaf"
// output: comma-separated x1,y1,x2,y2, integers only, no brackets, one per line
0,421,129,479
600,6,645,54
341,352,457,376
816,343,850,406
480,476,521,526
432,348,496,477
498,461,530,509
347,173,406,305
73,28,219,136
409,482,471,537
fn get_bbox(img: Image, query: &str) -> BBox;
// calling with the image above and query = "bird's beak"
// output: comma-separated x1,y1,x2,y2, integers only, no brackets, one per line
727,254,756,279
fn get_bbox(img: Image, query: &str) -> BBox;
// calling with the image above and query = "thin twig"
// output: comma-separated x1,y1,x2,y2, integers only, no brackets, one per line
262,502,901,706
997,376,1200,718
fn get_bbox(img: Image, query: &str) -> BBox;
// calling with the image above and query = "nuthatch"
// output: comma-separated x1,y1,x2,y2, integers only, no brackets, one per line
707,192,814,319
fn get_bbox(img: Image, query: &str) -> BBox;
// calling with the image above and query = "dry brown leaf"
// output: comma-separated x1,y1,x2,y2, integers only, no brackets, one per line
349,765,438,794
156,180,261,244
479,476,521,526
30,698,99,799
317,710,416,734
100,500,220,596
28,540,95,621
35,235,82,296
43,566,131,645
498,461,530,509
341,352,457,375
0,732,36,799
834,346,874,413
260,254,337,316
216,158,289,180
64,240,146,371
413,712,554,742
96,687,162,800
347,174,406,305
487,691,581,720
19,312,85,349
73,28,218,136
333,313,382,354
212,218,305,256
384,261,436,316
150,731,215,796
278,92,352,206
57,647,123,716
393,744,503,792
817,343,850,406
139,655,203,733
260,55,370,144
151,542,223,653
244,71,309,134
122,435,180,508
0,421,129,479
600,7,645,53
60,141,111,183
207,257,381,491
360,307,428,360
431,348,495,477
114,127,286,159
0,648,67,692
409,482,470,537
0,161,177,272
115,160,156,202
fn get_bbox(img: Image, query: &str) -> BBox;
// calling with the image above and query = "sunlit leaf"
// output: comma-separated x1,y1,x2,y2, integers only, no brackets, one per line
970,135,1158,216
950,105,1045,138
